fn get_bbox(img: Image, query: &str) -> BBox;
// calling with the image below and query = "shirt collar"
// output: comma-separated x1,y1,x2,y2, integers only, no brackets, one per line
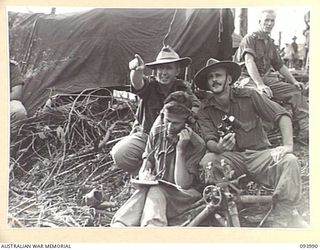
254,30,276,44
254,30,272,40
202,88,236,110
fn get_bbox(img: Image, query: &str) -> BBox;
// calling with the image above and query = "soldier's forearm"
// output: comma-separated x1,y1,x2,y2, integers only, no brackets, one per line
130,70,145,90
279,65,298,84
175,150,193,189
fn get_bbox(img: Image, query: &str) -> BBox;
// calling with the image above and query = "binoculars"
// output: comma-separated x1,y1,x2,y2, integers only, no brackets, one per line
217,115,241,138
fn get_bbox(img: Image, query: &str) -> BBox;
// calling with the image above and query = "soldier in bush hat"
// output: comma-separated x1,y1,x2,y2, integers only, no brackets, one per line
195,58,305,228
111,45,199,175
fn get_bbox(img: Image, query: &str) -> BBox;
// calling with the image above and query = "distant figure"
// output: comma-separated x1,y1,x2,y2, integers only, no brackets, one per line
289,36,299,69
291,36,298,54
10,60,27,122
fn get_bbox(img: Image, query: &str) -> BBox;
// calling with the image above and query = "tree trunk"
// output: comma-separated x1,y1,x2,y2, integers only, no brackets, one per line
239,8,248,37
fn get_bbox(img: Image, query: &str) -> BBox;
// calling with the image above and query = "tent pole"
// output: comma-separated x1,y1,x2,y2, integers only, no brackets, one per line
184,66,189,82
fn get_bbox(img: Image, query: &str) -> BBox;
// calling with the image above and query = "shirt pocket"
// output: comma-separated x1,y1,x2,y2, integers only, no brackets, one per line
239,120,256,132
236,119,259,150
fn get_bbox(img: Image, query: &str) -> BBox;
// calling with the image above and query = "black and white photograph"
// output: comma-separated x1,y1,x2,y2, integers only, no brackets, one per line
6,5,311,232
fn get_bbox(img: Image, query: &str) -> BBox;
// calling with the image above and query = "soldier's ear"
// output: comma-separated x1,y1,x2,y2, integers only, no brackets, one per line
227,74,233,85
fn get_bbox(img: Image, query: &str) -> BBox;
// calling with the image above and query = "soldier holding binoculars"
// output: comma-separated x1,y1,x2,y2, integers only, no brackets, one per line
195,58,302,228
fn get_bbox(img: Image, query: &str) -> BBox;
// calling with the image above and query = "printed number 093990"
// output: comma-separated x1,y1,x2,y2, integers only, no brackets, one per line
300,244,318,248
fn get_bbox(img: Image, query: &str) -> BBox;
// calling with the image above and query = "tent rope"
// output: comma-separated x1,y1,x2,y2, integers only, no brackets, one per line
218,8,224,43
162,9,178,47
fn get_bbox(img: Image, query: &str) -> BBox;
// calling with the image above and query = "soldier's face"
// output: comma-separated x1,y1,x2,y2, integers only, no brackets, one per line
259,12,276,34
156,63,180,85
207,68,231,94
165,115,186,137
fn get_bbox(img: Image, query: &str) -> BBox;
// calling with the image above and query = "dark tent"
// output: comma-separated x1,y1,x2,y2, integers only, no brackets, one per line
9,8,234,115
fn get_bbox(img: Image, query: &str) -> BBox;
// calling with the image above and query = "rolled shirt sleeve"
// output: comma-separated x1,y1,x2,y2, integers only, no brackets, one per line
197,105,219,143
235,34,257,62
250,89,291,124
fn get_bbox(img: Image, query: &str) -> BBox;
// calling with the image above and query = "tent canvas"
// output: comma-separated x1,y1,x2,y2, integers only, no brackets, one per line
9,8,234,115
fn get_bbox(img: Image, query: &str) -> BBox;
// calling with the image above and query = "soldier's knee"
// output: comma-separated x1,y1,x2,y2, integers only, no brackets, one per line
111,140,143,174
280,153,300,175
283,153,299,165
111,142,125,161
10,100,27,122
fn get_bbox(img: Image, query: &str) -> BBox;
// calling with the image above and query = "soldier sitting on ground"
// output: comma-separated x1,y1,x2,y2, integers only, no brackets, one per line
111,91,205,227
195,58,305,227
